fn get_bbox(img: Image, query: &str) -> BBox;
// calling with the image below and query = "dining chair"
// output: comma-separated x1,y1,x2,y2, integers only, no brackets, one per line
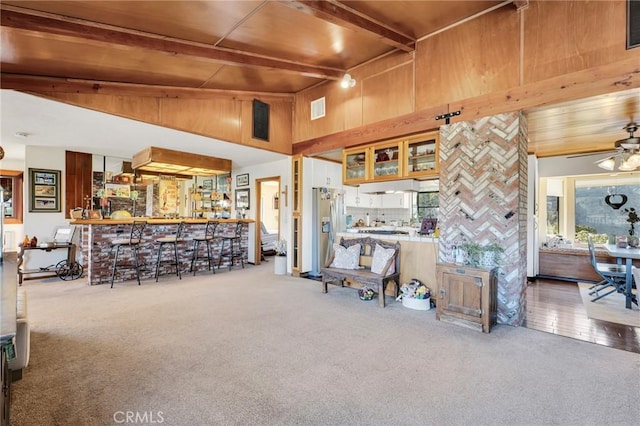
587,235,627,302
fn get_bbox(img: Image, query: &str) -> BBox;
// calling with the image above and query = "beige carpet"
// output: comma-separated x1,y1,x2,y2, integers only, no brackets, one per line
7,263,640,425
578,282,640,327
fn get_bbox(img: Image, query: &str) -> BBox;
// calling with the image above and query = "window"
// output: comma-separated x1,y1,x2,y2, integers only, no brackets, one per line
546,196,559,235
0,170,24,224
416,191,439,220
575,181,640,243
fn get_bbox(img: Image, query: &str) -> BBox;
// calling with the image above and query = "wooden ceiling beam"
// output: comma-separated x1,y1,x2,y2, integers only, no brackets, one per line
279,0,415,53
0,5,344,80
0,73,295,102
512,1,530,11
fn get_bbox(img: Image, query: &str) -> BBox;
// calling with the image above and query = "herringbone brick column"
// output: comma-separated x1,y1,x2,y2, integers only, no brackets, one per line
439,112,528,325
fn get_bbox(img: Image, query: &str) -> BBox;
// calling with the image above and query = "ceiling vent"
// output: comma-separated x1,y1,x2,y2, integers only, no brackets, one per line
310,97,325,120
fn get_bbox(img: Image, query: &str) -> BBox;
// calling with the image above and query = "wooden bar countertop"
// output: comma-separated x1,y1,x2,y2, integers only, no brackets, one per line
70,218,255,225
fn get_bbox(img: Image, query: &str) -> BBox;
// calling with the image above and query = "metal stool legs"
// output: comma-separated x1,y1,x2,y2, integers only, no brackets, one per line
155,241,182,281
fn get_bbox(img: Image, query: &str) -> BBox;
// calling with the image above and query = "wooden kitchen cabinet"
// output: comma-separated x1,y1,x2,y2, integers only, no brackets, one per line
436,263,497,333
371,141,403,181
343,147,370,185
342,131,438,184
404,132,439,178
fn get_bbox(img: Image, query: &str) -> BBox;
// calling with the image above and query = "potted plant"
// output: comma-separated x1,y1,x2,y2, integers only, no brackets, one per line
459,241,504,268
623,207,639,247
274,239,287,275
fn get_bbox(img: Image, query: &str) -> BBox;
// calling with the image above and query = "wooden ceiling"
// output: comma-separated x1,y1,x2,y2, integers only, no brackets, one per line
1,1,637,159
0,0,502,93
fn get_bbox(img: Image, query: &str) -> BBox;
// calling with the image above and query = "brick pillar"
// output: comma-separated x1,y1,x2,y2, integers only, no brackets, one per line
439,112,528,326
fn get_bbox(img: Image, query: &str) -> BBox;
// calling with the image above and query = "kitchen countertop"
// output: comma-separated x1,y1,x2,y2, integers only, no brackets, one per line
338,230,438,243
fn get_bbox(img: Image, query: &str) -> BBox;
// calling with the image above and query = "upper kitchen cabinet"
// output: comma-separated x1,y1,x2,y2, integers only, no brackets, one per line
343,147,370,185
371,141,403,181
404,132,439,178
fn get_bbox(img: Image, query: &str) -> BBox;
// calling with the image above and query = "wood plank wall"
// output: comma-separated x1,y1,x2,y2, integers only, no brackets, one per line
40,93,294,155
292,0,640,148
65,150,92,218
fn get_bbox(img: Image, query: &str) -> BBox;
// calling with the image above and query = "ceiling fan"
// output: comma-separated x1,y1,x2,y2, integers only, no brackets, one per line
592,121,640,171
567,95,640,171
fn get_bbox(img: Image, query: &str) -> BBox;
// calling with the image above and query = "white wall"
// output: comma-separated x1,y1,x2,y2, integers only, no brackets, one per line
538,155,609,177
232,157,291,268
23,146,69,268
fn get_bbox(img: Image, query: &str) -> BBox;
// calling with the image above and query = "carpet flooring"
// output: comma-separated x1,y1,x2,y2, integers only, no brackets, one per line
10,263,640,426
578,283,640,327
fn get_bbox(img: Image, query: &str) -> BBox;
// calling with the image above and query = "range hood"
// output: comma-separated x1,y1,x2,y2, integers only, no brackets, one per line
359,179,423,194
132,146,232,177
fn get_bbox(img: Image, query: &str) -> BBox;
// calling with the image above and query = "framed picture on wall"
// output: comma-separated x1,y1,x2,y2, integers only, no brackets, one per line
29,168,61,212
235,188,250,210
236,173,249,187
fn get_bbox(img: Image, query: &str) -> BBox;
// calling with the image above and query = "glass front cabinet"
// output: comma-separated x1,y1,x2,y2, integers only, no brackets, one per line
371,141,403,181
404,132,439,178
342,147,370,185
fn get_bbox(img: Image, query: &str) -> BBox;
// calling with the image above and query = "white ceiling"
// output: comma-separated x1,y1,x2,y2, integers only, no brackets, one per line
0,90,287,168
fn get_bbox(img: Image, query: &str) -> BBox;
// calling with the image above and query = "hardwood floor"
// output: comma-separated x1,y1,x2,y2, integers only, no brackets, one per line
524,278,640,354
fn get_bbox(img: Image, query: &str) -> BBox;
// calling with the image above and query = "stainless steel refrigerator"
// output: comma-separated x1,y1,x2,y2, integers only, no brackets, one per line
310,187,345,277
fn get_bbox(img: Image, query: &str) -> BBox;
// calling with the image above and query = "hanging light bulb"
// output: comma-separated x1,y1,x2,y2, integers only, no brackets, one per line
626,153,640,169
597,157,616,171
340,73,356,88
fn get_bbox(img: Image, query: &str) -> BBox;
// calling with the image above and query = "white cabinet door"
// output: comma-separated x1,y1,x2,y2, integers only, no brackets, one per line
343,185,361,207
307,158,341,188
363,194,381,209
381,193,410,208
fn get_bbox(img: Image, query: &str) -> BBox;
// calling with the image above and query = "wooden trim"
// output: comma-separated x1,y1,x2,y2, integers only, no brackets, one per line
279,1,415,52
0,5,344,80
254,176,281,266
0,74,295,101
0,169,23,224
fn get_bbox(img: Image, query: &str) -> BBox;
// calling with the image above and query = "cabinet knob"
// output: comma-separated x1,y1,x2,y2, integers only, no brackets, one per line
439,288,446,299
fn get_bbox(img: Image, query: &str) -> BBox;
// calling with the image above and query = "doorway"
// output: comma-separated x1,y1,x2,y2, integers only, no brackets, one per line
254,177,280,265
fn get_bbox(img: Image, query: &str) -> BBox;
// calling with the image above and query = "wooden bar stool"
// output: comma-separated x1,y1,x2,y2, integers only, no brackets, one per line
190,220,219,275
218,222,245,271
109,220,147,288
154,222,186,281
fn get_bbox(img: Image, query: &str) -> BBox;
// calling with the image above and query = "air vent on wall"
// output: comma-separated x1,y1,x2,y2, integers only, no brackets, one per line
310,97,325,120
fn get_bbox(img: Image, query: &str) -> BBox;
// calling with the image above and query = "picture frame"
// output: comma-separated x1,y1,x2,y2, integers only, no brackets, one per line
235,188,250,210
29,168,61,212
236,173,249,187
202,179,214,190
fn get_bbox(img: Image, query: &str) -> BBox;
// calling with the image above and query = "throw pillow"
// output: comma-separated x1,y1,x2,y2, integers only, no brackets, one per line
330,243,361,269
370,244,396,275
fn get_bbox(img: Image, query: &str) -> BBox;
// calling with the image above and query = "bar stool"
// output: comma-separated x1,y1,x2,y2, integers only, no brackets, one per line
218,222,245,270
154,221,186,281
109,220,147,288
190,220,219,275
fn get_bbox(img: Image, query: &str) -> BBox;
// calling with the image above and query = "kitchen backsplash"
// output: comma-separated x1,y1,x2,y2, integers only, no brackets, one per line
346,207,414,226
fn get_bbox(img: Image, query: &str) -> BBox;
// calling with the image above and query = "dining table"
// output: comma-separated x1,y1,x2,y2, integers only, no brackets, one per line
604,243,640,309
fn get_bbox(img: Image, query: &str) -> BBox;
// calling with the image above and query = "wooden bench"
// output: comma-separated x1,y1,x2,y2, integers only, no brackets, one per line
321,236,401,307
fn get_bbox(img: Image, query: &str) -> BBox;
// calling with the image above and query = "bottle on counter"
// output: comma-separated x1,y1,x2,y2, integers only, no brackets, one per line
23,235,30,247
365,213,370,226
29,236,38,248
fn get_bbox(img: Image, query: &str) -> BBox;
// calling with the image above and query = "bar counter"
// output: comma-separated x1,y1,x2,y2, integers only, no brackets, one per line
71,218,255,285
